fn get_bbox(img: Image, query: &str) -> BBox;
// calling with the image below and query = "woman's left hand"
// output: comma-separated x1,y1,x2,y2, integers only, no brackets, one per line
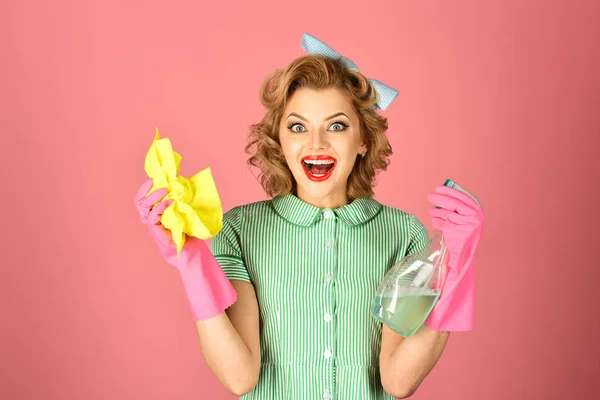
424,184,484,331
426,185,485,271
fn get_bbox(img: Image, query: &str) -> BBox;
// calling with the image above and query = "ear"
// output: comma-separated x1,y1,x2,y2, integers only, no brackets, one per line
359,143,367,154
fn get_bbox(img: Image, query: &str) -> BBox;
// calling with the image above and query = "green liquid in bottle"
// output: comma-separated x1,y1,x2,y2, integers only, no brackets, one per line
372,290,440,337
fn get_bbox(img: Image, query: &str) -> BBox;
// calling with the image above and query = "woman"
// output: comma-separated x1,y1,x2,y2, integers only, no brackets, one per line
135,34,484,399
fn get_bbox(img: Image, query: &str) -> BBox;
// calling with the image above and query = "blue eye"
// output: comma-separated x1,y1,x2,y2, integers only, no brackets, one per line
329,122,348,131
287,123,306,133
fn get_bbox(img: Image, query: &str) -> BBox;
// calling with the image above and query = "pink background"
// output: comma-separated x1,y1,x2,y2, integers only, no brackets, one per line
1,1,599,399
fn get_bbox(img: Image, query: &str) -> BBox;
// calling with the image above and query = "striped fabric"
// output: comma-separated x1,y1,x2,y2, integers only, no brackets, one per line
210,193,430,399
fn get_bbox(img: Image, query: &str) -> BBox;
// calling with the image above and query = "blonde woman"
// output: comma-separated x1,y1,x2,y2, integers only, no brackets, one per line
135,33,484,399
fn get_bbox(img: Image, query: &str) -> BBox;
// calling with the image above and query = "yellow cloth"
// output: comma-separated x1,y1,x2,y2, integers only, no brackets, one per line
144,128,223,254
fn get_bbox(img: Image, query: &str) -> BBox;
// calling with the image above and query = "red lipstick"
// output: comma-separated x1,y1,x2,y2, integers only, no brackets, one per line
301,155,337,182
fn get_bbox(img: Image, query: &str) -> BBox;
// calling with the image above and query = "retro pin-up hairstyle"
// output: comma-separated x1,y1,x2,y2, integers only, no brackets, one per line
245,54,393,201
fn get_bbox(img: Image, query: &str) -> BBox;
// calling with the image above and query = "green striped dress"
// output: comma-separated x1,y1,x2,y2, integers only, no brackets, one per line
210,193,430,399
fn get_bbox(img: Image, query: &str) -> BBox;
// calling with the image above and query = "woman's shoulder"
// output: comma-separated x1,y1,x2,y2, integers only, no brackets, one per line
371,202,430,252
375,201,429,230
376,201,417,220
222,198,274,221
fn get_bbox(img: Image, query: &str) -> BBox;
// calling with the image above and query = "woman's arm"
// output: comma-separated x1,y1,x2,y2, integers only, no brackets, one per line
195,280,261,396
379,324,450,398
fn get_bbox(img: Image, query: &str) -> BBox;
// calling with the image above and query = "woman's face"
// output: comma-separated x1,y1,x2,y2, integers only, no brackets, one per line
279,87,366,209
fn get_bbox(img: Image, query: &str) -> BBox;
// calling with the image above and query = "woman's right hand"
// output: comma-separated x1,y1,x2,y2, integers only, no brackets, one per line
134,180,259,394
134,178,181,265
134,177,239,322
135,178,172,226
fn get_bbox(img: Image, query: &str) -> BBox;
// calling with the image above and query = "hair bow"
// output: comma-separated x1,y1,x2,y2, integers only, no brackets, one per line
300,33,399,111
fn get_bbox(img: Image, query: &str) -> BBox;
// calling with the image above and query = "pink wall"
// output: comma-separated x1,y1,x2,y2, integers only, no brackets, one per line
1,1,599,399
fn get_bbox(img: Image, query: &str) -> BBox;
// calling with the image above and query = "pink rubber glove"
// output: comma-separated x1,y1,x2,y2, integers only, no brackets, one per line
424,185,484,331
135,179,237,321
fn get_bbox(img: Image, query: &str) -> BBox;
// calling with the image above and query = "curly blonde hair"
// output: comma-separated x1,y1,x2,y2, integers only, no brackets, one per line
245,55,393,201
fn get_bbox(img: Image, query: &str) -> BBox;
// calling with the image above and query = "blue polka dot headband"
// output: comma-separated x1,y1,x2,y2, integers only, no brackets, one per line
300,33,399,111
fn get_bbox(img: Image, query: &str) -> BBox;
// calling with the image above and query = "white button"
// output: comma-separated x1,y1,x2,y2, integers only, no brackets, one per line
324,313,332,322
323,392,332,400
324,349,332,358
325,240,334,248
324,274,333,283
323,210,332,219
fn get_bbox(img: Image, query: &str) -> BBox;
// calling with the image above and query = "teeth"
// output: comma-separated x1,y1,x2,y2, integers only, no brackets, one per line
304,159,335,165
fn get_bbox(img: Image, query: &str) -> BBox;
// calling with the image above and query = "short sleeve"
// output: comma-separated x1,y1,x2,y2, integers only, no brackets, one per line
210,206,251,283
405,214,431,257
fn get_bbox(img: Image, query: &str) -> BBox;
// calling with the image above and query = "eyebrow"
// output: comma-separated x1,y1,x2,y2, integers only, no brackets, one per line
286,112,349,121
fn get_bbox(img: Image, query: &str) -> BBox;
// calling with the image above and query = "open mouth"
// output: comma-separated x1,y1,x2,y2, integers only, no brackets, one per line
301,156,336,182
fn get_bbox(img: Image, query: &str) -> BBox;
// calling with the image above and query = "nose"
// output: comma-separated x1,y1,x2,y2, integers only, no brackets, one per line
309,127,327,150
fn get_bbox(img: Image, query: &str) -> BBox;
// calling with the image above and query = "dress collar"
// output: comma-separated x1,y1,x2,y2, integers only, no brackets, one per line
270,193,382,227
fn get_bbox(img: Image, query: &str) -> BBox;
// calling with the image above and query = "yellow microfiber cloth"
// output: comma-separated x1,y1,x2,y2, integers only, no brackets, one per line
144,128,223,254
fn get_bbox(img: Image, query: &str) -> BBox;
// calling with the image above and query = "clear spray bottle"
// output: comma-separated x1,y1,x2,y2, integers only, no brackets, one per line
371,179,481,337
